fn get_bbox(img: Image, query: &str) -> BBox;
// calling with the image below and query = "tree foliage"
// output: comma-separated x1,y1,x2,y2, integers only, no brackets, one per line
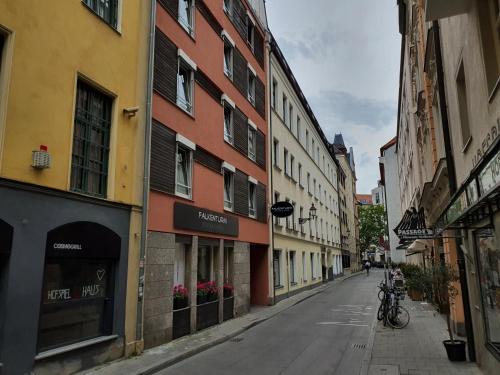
359,204,386,252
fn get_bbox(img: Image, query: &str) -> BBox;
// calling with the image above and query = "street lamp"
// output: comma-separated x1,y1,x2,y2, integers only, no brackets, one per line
298,203,317,224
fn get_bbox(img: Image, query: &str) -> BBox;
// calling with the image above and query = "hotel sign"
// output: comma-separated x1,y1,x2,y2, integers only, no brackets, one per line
394,207,435,241
174,202,239,237
479,148,500,196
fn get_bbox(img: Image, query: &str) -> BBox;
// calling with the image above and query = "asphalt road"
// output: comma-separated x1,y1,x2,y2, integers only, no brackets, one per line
158,269,383,375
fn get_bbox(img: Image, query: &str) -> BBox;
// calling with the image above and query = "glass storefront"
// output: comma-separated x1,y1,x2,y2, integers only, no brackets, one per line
475,229,500,354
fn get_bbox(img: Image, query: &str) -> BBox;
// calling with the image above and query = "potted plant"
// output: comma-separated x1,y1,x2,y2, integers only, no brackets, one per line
196,282,208,305
223,283,234,298
206,281,218,302
173,284,188,310
405,266,430,301
430,263,466,361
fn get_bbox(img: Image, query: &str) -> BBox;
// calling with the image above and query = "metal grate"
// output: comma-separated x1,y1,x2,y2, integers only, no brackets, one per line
230,337,244,343
352,343,366,349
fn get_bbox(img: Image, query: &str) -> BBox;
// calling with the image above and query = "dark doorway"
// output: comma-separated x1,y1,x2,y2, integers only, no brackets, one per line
250,245,268,305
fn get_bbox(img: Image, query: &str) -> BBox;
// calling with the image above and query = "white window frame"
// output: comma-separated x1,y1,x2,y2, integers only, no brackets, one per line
176,51,196,114
178,0,195,35
223,0,232,14
222,31,234,79
223,166,234,211
175,140,194,199
246,11,255,51
248,180,257,218
248,122,257,161
247,66,256,105
222,95,235,144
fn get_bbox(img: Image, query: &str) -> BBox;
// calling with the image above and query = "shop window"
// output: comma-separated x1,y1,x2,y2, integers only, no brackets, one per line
175,144,193,199
70,80,112,198
273,250,281,287
223,168,234,211
174,243,187,286
83,0,119,29
197,246,214,282
475,229,500,354
178,0,194,35
224,247,233,284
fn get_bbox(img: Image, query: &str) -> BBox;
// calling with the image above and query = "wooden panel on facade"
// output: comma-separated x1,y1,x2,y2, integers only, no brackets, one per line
158,0,179,21
254,30,265,67
255,77,265,119
233,107,248,156
195,69,223,103
196,0,223,35
194,146,222,173
233,48,248,98
256,129,266,169
234,169,249,216
154,28,178,104
256,183,267,223
150,120,176,194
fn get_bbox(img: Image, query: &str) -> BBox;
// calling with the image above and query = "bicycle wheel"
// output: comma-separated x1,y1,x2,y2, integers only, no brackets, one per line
377,303,384,321
378,289,385,301
387,306,410,329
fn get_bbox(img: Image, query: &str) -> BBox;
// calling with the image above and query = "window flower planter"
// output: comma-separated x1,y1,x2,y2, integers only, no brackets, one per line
196,300,219,331
172,306,191,339
223,296,234,321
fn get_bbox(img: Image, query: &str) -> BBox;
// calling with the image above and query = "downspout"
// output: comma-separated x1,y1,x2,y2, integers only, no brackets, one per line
136,0,156,342
433,20,475,362
267,34,276,305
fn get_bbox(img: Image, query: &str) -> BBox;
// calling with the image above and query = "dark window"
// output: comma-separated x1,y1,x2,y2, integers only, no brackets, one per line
247,69,256,105
223,39,234,79
71,81,112,197
246,17,255,50
38,259,113,352
456,62,471,148
83,0,118,28
197,246,214,282
273,250,281,287
272,79,277,109
177,58,194,114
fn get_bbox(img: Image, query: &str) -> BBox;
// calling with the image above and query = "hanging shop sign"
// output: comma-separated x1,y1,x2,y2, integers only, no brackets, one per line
174,202,238,237
0,218,13,255
394,207,435,241
46,221,121,259
270,201,294,218
478,147,500,196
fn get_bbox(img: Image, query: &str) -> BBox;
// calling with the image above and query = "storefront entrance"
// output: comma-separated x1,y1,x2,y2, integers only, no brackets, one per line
250,245,268,305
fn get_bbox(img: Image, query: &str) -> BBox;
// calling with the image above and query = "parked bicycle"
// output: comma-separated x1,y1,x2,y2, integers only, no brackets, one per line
377,281,410,329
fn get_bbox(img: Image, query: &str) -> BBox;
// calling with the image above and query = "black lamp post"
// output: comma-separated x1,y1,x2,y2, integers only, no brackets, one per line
298,203,317,224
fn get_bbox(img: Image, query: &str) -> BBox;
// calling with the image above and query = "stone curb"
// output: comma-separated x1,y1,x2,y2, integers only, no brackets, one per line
83,271,363,375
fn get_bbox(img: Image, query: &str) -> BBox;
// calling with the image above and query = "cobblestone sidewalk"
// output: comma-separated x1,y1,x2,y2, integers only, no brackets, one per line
365,299,483,375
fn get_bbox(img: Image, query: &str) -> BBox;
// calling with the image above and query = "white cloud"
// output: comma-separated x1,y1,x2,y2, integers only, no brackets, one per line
267,0,401,193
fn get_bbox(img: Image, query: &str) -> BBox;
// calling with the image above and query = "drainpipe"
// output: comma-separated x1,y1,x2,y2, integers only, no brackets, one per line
136,0,156,343
267,33,276,305
433,20,475,362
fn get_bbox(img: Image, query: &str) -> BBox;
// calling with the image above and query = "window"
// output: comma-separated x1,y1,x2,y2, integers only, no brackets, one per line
296,116,301,140
289,104,293,130
313,179,317,198
312,139,315,160
456,62,471,148
223,168,234,211
175,144,193,198
274,192,281,225
273,250,281,287
178,0,194,35
290,155,295,180
289,251,296,284
38,258,114,352
83,0,118,28
223,39,233,79
300,206,304,233
283,95,288,124
375,192,380,204
307,173,311,194
306,130,309,153
302,252,307,281
197,246,214,282
174,243,187,286
246,15,255,51
298,163,302,186
272,79,277,109
71,81,112,197
478,0,500,95
318,184,322,202
285,198,291,229
317,147,320,164
177,57,194,114
224,246,233,284
247,69,256,105
475,229,500,354
310,253,315,278
223,0,232,14
223,103,233,144
248,181,257,218
248,126,256,161
284,148,289,175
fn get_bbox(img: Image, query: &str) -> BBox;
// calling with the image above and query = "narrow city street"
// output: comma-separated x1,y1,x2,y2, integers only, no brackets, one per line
159,271,380,375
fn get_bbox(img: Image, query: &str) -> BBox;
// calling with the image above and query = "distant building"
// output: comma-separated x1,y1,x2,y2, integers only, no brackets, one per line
356,194,373,205
371,183,385,206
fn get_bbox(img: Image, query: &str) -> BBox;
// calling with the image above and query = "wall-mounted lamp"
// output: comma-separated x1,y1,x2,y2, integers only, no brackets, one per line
123,106,140,118
298,203,317,224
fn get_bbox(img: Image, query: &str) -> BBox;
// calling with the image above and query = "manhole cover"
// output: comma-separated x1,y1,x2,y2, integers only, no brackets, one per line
352,343,366,349
230,337,244,343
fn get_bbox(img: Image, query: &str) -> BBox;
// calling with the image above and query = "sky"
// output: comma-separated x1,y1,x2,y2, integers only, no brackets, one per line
266,0,401,194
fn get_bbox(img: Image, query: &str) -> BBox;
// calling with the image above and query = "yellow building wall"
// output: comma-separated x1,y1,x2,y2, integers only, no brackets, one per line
0,0,148,207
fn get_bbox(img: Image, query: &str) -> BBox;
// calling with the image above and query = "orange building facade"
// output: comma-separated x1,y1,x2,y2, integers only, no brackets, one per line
143,0,269,348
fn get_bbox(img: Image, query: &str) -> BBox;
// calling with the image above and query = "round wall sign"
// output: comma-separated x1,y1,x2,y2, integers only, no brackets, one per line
270,201,294,218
